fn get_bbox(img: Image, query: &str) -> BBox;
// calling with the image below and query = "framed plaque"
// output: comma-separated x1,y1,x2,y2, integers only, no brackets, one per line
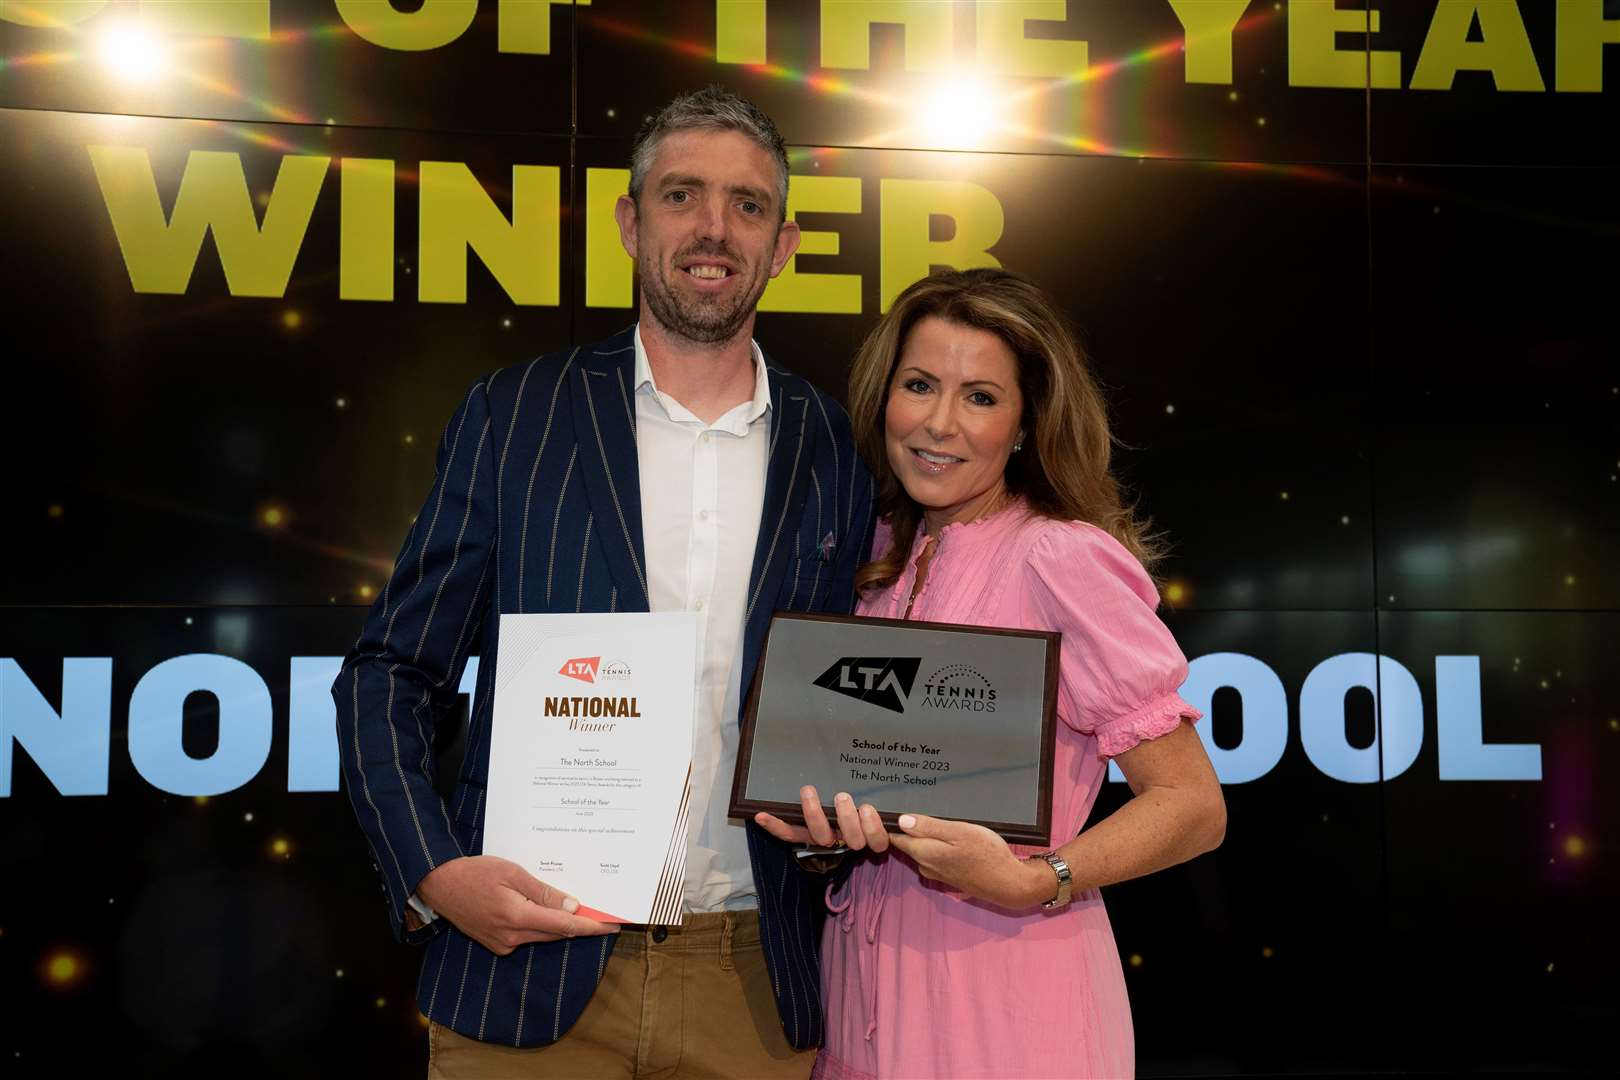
729,611,1060,845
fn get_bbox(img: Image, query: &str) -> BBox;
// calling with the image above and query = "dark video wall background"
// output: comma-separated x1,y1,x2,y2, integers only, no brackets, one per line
2,2,1616,1076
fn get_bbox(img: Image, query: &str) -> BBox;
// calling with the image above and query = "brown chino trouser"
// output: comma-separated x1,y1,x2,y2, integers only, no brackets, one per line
427,910,815,1080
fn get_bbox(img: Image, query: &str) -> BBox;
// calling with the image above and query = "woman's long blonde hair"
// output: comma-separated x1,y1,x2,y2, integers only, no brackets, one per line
848,268,1163,595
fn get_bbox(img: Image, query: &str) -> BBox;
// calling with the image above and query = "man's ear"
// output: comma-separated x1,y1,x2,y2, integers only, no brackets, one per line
614,194,639,260
768,218,801,279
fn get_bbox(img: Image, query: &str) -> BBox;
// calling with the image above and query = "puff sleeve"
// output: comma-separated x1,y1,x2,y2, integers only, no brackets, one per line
1023,521,1202,759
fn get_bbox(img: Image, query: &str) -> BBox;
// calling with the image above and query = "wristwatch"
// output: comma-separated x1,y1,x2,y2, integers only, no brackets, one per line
1034,850,1073,909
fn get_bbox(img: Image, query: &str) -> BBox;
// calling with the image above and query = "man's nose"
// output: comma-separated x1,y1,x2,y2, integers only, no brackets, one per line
694,194,728,241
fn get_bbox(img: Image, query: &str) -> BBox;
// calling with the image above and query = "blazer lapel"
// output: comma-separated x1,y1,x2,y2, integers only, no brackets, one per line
744,362,819,634
568,328,650,611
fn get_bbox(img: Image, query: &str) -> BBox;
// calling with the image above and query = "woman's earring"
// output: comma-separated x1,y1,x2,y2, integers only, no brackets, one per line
1012,436,1025,453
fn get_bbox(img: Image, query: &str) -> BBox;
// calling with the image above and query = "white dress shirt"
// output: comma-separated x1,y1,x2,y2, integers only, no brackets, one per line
408,329,769,926
633,326,769,914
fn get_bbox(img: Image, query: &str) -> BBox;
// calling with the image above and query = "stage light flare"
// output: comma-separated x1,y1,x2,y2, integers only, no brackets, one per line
916,78,999,148
95,21,168,83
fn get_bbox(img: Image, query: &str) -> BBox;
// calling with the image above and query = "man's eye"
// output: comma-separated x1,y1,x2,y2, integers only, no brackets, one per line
739,201,761,215
667,190,689,204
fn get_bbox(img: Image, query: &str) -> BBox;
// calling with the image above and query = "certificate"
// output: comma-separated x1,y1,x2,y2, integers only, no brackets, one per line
729,612,1059,844
483,612,697,925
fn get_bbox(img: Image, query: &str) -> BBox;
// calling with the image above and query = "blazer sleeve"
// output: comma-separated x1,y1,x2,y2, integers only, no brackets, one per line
333,377,497,942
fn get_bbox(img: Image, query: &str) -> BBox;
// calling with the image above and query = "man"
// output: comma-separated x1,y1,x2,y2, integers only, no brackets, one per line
334,86,873,1077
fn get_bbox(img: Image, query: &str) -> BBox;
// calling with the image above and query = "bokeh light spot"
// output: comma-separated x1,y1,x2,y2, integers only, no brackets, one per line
43,951,83,987
1563,836,1586,858
1128,953,1143,968
270,837,292,858
261,505,286,528
282,310,303,329
46,503,64,519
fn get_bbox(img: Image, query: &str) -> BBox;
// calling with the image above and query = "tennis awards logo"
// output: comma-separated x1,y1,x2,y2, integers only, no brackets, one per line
558,656,632,684
813,658,999,714
919,663,999,713
559,656,601,684
813,658,921,713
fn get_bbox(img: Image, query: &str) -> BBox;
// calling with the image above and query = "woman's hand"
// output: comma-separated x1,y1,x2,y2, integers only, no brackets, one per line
887,814,1054,910
754,785,893,853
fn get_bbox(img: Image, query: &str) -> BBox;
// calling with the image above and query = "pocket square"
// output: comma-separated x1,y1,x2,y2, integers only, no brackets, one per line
817,531,838,562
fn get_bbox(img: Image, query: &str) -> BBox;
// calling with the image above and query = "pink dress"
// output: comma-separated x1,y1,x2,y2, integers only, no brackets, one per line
813,503,1201,1080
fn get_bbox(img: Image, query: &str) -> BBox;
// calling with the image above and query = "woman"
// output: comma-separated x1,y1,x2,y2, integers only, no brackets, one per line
756,268,1226,1079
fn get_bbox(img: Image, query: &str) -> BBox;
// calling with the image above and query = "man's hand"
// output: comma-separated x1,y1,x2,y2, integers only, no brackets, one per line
754,785,893,853
416,855,619,956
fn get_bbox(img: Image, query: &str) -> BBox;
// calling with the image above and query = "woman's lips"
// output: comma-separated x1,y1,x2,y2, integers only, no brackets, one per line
910,447,963,474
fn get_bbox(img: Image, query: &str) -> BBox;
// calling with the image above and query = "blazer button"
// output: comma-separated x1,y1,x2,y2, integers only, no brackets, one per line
651,926,668,943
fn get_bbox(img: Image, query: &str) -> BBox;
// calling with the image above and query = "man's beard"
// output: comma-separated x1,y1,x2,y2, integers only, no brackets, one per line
639,242,770,345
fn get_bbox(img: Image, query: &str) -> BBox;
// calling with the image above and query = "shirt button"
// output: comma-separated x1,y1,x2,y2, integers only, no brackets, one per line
651,925,668,943
695,600,706,611
698,509,710,521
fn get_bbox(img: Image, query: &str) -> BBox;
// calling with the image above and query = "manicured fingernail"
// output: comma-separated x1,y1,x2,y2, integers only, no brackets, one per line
562,896,579,914
898,814,916,829
800,785,815,799
835,791,852,803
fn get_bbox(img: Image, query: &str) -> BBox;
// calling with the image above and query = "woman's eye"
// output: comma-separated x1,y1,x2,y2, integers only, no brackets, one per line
969,391,996,406
903,378,931,394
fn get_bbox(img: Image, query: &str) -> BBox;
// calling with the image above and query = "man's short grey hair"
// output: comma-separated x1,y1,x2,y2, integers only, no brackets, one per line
628,85,791,220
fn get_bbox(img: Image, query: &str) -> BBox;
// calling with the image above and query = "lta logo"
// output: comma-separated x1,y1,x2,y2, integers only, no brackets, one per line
812,658,922,714
559,656,600,684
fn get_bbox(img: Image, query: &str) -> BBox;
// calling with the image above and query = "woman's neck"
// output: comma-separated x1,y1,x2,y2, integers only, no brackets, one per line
921,482,1011,537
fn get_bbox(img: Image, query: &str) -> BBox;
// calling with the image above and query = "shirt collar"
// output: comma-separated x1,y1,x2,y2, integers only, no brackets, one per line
633,324,772,430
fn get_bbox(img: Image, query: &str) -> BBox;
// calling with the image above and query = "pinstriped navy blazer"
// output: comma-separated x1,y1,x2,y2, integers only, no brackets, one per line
334,325,875,1050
